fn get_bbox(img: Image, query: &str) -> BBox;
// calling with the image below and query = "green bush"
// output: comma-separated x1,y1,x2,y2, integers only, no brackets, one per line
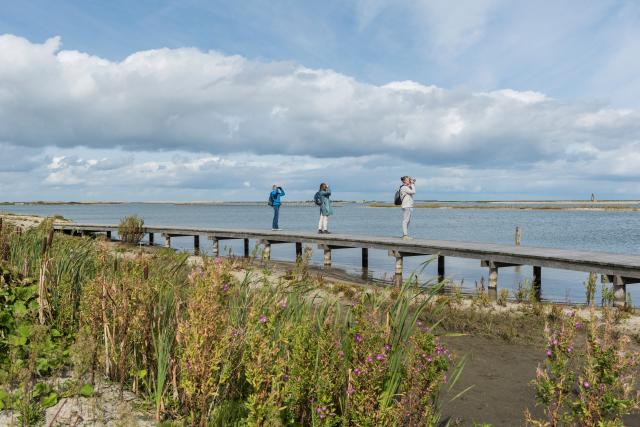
118,215,145,244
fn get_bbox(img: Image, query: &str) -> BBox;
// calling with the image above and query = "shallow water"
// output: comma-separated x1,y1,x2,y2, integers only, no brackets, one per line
3,202,640,304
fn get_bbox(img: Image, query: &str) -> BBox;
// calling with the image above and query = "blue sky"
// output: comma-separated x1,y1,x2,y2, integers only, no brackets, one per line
1,0,640,201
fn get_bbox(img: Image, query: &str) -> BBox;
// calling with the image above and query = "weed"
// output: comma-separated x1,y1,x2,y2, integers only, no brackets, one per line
118,215,145,244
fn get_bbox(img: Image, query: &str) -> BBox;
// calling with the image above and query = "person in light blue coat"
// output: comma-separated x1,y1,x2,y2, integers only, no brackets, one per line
270,185,285,230
317,183,333,234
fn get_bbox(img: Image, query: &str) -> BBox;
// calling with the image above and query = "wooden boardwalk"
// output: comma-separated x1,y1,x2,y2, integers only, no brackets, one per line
53,223,640,307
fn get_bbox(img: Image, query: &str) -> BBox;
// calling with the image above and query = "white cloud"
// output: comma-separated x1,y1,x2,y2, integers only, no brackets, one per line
1,33,640,201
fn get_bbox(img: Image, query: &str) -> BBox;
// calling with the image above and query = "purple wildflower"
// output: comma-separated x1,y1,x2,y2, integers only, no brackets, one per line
354,334,363,343
367,355,373,363
546,349,552,357
353,368,361,376
567,346,573,353
259,315,268,324
575,321,582,329
583,381,590,388
376,354,384,361
384,344,391,352
222,283,230,292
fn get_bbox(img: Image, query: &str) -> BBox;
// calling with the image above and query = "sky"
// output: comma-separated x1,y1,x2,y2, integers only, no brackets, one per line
1,0,640,201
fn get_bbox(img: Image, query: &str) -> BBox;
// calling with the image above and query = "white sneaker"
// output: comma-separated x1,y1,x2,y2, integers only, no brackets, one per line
402,235,413,240
272,228,282,231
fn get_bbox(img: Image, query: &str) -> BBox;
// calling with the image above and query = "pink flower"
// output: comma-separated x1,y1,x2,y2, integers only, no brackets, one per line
575,321,582,329
567,346,573,353
367,355,373,363
354,334,363,343
376,354,384,361
546,349,552,357
583,381,590,388
259,315,268,324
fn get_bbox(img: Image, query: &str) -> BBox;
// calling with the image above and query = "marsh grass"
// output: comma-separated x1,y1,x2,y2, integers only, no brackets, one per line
118,214,145,244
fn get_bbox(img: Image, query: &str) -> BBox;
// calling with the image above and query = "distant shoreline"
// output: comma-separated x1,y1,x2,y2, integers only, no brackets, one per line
2,200,640,211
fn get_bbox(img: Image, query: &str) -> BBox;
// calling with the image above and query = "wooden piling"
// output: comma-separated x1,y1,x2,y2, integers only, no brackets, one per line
533,266,542,300
213,239,219,257
437,255,445,281
194,235,200,255
148,233,154,245
106,230,112,241
244,238,250,258
361,248,369,269
612,275,627,308
162,234,171,248
296,242,303,260
323,247,332,266
262,241,271,261
394,255,403,286
488,266,498,289
515,226,521,246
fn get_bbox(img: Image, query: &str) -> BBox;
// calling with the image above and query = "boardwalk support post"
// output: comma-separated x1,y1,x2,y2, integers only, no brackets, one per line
324,248,331,266
263,241,271,261
194,235,200,255
515,226,522,245
212,239,219,257
394,255,403,286
162,234,171,248
437,255,445,282
533,266,542,300
296,242,303,260
388,250,423,286
317,244,352,267
149,233,154,246
106,230,112,241
481,260,523,290
244,239,250,258
362,248,369,269
612,275,627,308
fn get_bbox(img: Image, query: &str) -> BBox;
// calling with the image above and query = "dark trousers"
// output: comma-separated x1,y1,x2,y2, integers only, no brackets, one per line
272,205,280,229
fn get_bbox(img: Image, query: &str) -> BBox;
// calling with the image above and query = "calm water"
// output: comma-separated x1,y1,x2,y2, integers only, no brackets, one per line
3,203,640,304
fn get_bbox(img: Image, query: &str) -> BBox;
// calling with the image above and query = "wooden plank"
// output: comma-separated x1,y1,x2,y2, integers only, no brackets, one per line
52,224,640,280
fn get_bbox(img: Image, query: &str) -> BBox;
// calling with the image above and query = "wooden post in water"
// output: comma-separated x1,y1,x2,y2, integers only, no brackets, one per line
437,255,445,282
361,248,369,269
515,226,521,246
212,238,219,257
106,230,112,241
532,266,542,300
323,247,332,266
394,255,403,286
194,235,200,255
488,265,498,289
262,241,271,261
612,275,626,308
162,234,171,248
148,233,154,245
244,239,250,258
296,242,303,260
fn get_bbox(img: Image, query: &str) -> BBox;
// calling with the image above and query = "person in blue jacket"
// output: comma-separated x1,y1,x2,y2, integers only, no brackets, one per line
317,183,333,234
270,184,285,230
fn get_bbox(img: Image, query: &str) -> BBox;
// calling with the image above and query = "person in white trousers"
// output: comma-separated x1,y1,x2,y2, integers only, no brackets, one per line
400,176,416,239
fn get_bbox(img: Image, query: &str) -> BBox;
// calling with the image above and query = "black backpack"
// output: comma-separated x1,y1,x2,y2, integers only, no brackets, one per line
314,191,322,206
268,192,275,206
394,186,404,205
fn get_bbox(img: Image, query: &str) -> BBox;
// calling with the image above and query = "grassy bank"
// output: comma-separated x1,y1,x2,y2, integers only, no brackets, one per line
0,220,639,426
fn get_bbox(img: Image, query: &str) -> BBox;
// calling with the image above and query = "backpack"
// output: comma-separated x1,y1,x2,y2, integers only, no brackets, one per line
394,186,404,206
268,192,275,206
314,191,322,206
